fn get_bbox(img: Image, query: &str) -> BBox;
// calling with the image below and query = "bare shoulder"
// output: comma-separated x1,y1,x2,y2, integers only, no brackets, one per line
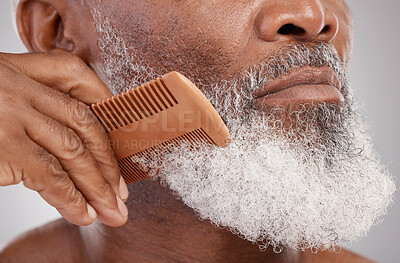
0,219,86,263
301,248,376,263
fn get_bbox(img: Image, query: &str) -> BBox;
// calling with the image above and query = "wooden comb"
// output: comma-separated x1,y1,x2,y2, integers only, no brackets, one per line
90,71,231,184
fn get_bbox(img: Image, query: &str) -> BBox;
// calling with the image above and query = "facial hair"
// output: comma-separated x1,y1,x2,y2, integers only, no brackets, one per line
91,12,396,252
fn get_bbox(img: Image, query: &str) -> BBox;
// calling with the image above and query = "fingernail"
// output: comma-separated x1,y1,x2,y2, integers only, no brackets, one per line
119,176,129,200
117,196,128,218
87,203,97,221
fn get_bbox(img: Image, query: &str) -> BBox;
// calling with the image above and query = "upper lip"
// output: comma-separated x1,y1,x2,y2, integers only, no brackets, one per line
253,66,341,98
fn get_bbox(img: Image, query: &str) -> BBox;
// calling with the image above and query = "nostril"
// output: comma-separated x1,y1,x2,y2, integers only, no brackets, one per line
321,25,330,34
277,24,306,36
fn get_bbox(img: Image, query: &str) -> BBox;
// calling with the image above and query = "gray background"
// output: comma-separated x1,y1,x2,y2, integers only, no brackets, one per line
0,1,399,262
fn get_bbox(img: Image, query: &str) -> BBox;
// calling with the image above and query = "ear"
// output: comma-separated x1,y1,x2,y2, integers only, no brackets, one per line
16,0,95,65
16,0,75,53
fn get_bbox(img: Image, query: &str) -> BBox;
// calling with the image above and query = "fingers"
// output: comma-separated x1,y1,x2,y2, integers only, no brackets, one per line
2,62,126,199
0,129,96,226
22,109,128,227
0,127,27,187
0,52,129,227
0,52,112,104
31,152,98,227
0,53,122,195
23,78,126,202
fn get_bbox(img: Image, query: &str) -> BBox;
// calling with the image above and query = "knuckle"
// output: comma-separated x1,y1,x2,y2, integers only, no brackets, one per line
98,183,117,205
46,154,65,176
22,170,47,193
29,154,63,191
69,99,89,123
69,99,101,132
90,181,114,203
103,154,120,175
57,178,84,209
62,128,87,159
23,177,47,193
0,160,24,186
42,173,85,212
107,155,120,173
23,148,64,191
101,181,113,195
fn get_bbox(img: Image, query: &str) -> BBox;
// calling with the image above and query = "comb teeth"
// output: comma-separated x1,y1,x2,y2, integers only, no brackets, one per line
120,128,213,184
90,71,231,184
91,78,178,132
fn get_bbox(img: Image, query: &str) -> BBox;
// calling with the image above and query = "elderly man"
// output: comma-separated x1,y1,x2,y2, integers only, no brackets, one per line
0,0,395,262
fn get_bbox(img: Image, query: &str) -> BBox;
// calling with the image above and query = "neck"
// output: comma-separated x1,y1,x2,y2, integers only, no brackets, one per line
79,179,300,263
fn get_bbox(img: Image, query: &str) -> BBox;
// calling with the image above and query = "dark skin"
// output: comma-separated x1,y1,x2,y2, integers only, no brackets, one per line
0,0,375,262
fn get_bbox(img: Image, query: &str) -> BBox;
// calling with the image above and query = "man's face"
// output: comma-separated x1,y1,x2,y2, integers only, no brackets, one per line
83,0,394,253
87,0,353,96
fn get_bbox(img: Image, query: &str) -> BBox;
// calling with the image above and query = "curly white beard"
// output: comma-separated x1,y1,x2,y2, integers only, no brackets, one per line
92,13,396,252
143,102,395,252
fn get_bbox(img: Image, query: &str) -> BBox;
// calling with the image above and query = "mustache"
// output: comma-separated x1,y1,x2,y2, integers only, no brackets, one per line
241,41,349,100
201,42,352,120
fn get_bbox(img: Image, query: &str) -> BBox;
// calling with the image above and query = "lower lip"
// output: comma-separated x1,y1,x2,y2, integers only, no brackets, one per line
255,84,344,108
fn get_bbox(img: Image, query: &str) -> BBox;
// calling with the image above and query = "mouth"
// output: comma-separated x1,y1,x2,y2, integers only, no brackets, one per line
253,66,343,107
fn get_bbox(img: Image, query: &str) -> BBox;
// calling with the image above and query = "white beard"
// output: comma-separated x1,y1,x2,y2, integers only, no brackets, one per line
92,12,396,252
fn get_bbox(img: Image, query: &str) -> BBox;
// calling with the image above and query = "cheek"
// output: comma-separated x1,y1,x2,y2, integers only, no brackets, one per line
152,31,243,83
126,1,255,84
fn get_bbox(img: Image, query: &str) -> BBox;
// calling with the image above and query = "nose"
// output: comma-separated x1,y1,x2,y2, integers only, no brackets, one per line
255,0,339,43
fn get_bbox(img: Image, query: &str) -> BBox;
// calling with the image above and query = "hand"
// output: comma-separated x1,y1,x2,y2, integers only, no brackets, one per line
0,52,129,227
